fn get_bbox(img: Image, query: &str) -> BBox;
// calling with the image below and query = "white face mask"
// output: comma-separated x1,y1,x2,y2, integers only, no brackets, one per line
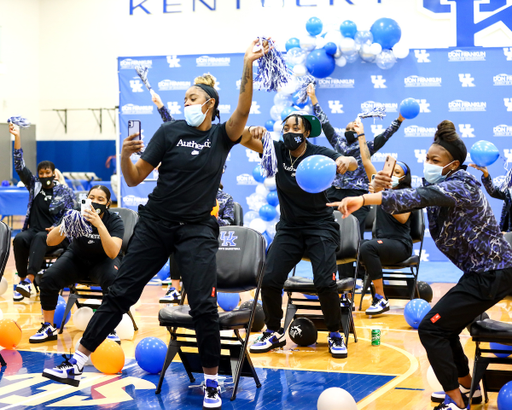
423,161,454,184
391,175,404,188
184,99,211,127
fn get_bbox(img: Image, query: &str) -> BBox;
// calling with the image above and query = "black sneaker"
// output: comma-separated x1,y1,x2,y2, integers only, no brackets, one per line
29,322,58,343
107,330,121,344
203,379,222,409
42,354,83,387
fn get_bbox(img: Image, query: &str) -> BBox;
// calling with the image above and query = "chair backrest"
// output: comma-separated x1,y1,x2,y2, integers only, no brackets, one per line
333,211,360,263
112,207,139,253
217,226,266,292
365,205,376,232
504,232,512,247
233,202,244,226
409,209,425,244
0,221,10,280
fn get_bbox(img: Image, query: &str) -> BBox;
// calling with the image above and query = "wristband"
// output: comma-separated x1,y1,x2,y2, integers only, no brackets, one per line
357,133,365,137
362,195,366,206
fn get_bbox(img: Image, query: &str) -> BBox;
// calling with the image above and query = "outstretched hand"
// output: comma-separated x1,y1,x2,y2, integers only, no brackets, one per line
122,133,144,158
468,163,489,178
327,196,364,218
9,123,19,138
245,38,272,63
249,126,267,141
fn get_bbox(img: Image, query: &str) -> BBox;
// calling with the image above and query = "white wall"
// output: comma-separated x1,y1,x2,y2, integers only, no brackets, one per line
2,0,512,140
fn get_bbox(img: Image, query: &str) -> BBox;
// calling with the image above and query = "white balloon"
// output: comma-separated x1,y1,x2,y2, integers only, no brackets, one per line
293,64,307,77
315,36,328,49
302,104,313,114
246,193,267,212
264,177,277,191
266,221,277,239
317,387,357,410
370,42,382,55
273,121,284,134
243,210,259,227
249,218,267,234
270,105,283,122
300,35,316,51
427,365,443,391
393,42,410,59
279,77,299,95
73,307,94,331
255,183,269,198
75,338,93,366
0,277,7,296
274,93,292,108
335,55,347,67
115,313,135,340
340,38,356,55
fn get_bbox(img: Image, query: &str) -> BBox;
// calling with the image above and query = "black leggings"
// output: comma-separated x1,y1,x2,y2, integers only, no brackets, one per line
81,213,221,369
39,250,120,311
169,254,181,280
359,238,412,281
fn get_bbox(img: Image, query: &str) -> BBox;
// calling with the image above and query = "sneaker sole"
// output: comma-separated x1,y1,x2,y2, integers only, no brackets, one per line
431,394,482,404
16,287,31,298
29,335,58,344
250,340,286,354
159,299,180,303
42,371,80,387
365,306,390,316
203,404,222,410
13,296,24,302
330,351,348,358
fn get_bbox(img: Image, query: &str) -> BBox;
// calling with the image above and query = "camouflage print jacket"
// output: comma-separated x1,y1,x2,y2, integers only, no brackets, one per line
481,175,512,233
381,169,512,273
14,148,76,231
313,103,401,192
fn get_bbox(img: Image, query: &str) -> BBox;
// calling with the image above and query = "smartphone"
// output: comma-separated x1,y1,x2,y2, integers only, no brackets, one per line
383,155,396,177
81,198,92,216
128,120,141,140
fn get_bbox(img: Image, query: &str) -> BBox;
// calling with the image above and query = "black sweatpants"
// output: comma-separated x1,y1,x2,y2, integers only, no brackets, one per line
81,213,221,369
418,268,512,392
39,250,120,311
169,254,181,281
327,187,369,279
262,220,342,332
359,238,411,281
13,228,67,279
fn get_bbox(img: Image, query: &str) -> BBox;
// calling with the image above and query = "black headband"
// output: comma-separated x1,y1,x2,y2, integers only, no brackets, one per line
194,84,220,121
434,139,467,166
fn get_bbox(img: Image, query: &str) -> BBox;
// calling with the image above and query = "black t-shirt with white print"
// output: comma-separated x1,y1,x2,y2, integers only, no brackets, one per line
141,120,239,224
274,140,342,226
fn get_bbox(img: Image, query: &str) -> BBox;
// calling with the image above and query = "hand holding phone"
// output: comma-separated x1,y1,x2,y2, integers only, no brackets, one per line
128,120,141,140
81,198,92,217
383,155,396,177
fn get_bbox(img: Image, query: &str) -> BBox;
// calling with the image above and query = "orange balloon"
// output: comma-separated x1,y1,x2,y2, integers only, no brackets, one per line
90,339,125,374
0,319,22,349
211,199,219,217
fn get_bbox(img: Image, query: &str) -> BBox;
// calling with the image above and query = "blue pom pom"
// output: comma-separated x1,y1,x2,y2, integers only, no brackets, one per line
254,37,292,92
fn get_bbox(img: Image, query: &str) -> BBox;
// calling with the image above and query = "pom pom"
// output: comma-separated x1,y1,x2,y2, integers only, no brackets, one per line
294,75,316,105
260,132,278,178
59,210,92,240
7,116,31,128
254,37,291,92
134,65,152,92
359,106,386,120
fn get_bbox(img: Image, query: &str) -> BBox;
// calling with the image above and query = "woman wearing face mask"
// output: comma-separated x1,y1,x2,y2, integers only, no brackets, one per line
29,185,124,343
43,39,268,410
241,112,357,359
332,120,512,410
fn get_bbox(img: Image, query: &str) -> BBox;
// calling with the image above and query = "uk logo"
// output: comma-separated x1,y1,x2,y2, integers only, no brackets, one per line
246,149,261,162
459,74,475,87
167,102,181,115
129,80,143,93
505,48,512,61
459,124,475,138
414,249,430,262
328,100,344,114
220,231,238,247
371,75,387,88
419,99,431,113
414,50,431,63
504,98,512,111
250,101,261,115
505,149,512,163
371,124,385,135
414,149,427,163
166,55,181,68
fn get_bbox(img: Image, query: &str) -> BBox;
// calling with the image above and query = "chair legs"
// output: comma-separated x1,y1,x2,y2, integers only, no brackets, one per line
59,293,79,334
155,338,184,394
127,310,139,331
283,301,297,335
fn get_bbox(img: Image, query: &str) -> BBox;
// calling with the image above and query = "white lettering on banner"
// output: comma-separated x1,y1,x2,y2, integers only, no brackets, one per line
166,55,181,68
334,127,344,136
458,124,475,138
121,104,153,115
371,124,384,135
328,100,344,114
158,79,191,90
493,175,507,187
414,50,430,63
505,98,512,111
493,124,512,137
130,79,143,92
448,50,486,62
411,175,423,187
494,74,512,86
218,104,231,114
123,195,148,206
250,101,261,114
120,58,153,69
361,101,398,113
504,48,512,61
372,152,397,162
246,149,261,162
176,138,211,150
236,173,258,185
236,79,241,90
505,149,512,163
167,102,181,115
419,99,431,113
317,77,355,88
414,149,427,163
404,125,436,137
448,100,486,112
414,249,430,262
404,76,442,87
459,73,475,87
371,75,386,88
196,56,230,67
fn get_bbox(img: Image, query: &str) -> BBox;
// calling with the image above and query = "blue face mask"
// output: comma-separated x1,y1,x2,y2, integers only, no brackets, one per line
423,161,454,184
391,175,403,188
184,99,211,127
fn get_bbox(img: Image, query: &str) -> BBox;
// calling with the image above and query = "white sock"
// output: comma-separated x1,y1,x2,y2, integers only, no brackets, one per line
72,351,88,369
204,374,218,384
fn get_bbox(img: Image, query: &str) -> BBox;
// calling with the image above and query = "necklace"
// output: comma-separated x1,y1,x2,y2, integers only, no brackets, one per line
289,144,307,168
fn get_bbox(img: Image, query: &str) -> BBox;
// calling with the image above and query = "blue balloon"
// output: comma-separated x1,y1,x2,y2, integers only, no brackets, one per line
399,98,420,119
135,337,167,374
217,292,240,311
252,165,266,183
306,17,323,36
296,155,336,194
280,106,298,121
54,296,71,329
339,20,357,39
370,18,401,50
267,191,279,207
403,299,431,329
490,342,512,358
156,260,170,281
470,140,500,167
305,49,335,79
498,381,512,410
259,204,277,222
265,120,275,132
324,42,337,57
285,38,301,52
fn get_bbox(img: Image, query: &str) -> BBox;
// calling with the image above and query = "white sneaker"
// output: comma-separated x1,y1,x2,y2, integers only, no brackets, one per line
42,355,83,387
328,333,348,358
250,329,286,353
432,384,482,404
203,379,222,409
13,291,24,302
16,279,32,298
365,296,390,315
30,322,58,344
159,286,181,303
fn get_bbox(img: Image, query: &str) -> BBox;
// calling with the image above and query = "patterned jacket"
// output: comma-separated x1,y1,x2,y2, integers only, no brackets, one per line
381,169,512,273
14,148,76,231
313,103,401,192
481,175,512,232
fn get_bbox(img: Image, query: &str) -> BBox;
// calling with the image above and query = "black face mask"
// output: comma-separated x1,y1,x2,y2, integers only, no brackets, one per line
283,132,305,151
345,130,357,144
40,176,54,188
92,202,108,215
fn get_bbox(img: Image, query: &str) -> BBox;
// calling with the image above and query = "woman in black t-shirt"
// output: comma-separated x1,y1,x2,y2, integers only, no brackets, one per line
43,39,269,409
30,185,124,343
241,112,357,359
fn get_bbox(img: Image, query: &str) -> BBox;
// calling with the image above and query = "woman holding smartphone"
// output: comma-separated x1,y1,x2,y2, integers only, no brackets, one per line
43,39,269,410
331,120,512,410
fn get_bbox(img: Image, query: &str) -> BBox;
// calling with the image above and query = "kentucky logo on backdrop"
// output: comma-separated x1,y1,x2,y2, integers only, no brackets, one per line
505,149,512,163
458,124,475,138
459,74,475,87
493,74,512,86
317,77,355,88
250,101,261,115
504,98,512,111
130,79,143,92
166,55,181,68
167,102,181,115
329,100,344,114
246,149,261,162
371,75,386,88
505,48,512,61
414,50,431,63
415,149,427,163
404,76,442,87
371,124,385,135
493,124,512,137
419,99,431,113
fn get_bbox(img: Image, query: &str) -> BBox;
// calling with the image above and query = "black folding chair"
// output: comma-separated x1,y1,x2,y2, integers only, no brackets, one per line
282,212,360,345
233,202,244,226
156,226,266,401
